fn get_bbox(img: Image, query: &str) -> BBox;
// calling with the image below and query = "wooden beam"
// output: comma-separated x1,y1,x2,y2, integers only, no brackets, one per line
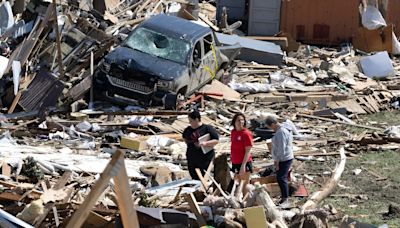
33,172,74,226
195,168,208,192
8,92,22,114
205,172,229,199
52,0,64,80
52,206,60,227
297,113,383,131
184,193,207,227
66,151,124,228
301,148,347,212
66,150,139,228
2,163,11,177
54,171,72,190
113,155,140,228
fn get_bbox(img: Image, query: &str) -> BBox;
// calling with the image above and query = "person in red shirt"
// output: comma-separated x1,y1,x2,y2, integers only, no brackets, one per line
230,113,253,194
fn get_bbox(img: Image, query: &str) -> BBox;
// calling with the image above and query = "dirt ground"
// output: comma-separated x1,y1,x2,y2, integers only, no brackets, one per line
296,111,400,227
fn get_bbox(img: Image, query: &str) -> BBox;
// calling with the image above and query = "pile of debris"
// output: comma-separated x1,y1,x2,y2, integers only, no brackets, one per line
0,0,399,227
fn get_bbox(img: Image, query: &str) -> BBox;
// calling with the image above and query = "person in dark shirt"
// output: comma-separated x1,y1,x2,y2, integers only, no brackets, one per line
182,110,219,180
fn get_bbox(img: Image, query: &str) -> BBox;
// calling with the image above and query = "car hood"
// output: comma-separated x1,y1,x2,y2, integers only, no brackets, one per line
104,47,188,80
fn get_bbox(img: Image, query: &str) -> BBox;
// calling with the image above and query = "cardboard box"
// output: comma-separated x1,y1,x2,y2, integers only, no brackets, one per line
120,136,147,151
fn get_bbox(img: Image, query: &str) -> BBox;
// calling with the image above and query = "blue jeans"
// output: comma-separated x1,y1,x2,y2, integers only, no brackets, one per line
277,159,293,199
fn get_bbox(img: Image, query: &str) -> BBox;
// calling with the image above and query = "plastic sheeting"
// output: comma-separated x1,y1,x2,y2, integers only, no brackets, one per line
0,1,14,35
361,5,400,55
361,5,386,30
360,51,395,78
384,126,400,138
129,116,153,126
12,60,21,95
392,32,400,55
229,79,276,93
146,135,175,147
0,56,9,79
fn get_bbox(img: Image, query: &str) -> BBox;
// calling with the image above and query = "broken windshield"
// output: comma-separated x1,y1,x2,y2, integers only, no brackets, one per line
125,27,190,64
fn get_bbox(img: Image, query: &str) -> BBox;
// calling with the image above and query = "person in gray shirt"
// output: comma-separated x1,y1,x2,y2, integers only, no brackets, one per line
265,115,294,208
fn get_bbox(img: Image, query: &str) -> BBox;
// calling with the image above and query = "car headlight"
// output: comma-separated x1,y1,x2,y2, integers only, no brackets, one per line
156,80,173,90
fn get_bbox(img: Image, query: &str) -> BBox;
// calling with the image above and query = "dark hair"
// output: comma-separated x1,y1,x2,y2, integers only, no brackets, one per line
231,113,247,129
265,115,278,127
188,110,201,121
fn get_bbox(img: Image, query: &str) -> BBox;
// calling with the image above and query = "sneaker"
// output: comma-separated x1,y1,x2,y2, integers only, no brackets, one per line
277,197,287,204
277,199,291,209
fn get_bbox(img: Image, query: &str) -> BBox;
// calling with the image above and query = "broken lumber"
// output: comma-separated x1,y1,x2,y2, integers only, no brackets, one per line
252,184,287,227
301,147,347,212
184,193,207,227
66,150,139,228
297,113,383,131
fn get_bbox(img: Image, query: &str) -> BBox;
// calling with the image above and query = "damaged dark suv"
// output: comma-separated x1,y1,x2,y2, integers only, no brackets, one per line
93,14,235,108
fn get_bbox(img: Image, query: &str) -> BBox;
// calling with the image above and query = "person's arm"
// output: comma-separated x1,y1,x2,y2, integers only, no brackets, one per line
182,128,195,147
272,131,285,170
239,130,253,177
199,125,219,147
239,146,252,176
201,139,219,147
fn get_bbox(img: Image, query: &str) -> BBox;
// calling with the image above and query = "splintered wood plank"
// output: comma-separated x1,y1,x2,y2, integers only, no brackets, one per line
184,193,207,227
66,151,124,228
54,171,72,190
0,192,22,201
85,211,114,227
2,163,11,177
34,173,76,226
365,96,380,112
357,97,374,114
66,150,139,228
113,155,140,228
200,80,241,100
195,168,208,192
334,100,366,114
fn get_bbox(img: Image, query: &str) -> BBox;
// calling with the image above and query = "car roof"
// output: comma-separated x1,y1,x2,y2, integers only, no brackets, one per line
140,14,211,43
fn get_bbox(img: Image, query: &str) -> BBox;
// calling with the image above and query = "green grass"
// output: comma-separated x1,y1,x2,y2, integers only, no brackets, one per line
323,150,400,227
359,110,400,126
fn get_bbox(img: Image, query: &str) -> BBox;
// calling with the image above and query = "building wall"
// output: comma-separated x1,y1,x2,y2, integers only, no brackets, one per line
280,0,361,45
386,0,400,35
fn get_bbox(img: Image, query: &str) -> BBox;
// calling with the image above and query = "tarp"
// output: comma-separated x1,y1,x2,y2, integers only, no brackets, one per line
0,56,9,79
361,5,386,30
360,51,395,78
0,1,14,35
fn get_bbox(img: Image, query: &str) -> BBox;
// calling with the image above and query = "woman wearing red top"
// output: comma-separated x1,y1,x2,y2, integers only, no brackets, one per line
230,113,253,193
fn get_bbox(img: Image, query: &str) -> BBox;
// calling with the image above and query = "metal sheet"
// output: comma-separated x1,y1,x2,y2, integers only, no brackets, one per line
19,71,64,111
216,0,246,22
216,33,283,65
248,0,281,36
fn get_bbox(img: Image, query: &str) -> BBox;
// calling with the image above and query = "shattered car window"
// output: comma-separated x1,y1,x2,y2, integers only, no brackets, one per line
125,27,190,64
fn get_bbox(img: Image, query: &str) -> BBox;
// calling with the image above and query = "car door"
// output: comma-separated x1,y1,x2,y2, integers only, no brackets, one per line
199,34,218,86
188,39,203,94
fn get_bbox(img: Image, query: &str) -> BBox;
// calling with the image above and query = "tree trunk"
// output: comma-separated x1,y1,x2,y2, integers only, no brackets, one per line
253,184,287,228
301,147,347,212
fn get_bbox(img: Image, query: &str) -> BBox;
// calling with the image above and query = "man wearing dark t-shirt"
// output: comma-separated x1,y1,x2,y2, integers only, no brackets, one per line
182,110,219,180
